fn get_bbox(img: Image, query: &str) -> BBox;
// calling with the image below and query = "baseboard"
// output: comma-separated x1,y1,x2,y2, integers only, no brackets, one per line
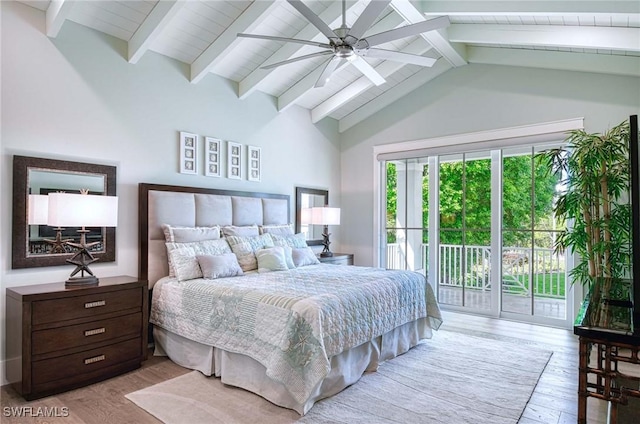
1,356,21,387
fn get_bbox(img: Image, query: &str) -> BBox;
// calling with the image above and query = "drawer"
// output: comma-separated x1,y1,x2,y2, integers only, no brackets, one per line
32,288,142,325
32,337,141,386
32,312,142,356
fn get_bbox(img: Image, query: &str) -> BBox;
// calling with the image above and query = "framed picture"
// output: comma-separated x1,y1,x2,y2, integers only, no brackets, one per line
247,145,261,182
179,132,198,174
227,141,242,179
204,137,221,177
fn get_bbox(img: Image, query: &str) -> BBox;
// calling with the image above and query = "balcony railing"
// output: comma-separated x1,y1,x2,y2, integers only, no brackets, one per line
386,243,566,299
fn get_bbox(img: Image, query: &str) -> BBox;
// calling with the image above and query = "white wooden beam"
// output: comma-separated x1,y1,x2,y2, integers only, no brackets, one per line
190,0,278,84
128,0,185,64
468,46,640,77
449,24,640,52
422,1,640,16
312,39,434,123
277,11,405,112
338,60,451,133
238,0,369,100
46,0,75,38
390,0,467,67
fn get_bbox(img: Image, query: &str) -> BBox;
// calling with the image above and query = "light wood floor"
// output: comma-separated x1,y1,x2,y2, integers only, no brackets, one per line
1,312,611,424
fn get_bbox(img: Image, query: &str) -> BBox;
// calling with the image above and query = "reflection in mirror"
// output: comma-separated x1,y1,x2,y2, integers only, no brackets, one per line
27,169,107,256
295,187,328,246
12,155,116,269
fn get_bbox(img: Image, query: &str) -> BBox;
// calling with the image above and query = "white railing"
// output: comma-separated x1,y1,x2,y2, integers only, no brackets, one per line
386,243,565,299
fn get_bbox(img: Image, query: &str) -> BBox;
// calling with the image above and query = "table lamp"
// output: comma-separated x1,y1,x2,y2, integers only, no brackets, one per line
47,191,118,286
309,206,340,257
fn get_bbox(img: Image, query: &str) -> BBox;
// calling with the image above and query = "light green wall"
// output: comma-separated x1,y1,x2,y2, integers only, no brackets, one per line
0,1,341,381
339,63,640,266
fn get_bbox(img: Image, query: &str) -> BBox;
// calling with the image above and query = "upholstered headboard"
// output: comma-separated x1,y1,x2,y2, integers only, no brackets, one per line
139,183,290,287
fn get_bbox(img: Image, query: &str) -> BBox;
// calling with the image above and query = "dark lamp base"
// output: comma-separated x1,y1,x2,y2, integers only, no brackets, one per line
65,275,99,286
320,251,334,258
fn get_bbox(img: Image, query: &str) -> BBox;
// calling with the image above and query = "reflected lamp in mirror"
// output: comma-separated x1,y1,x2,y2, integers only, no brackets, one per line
47,192,118,286
308,207,340,257
29,194,72,254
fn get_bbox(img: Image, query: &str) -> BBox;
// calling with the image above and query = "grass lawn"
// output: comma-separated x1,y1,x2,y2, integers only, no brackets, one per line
503,272,566,298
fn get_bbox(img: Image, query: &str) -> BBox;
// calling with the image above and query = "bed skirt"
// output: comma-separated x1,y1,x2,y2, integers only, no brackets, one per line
153,317,433,415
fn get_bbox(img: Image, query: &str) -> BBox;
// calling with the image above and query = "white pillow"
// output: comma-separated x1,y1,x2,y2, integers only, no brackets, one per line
165,239,231,281
221,225,259,237
259,224,294,236
292,247,320,267
281,245,295,269
271,233,308,248
256,247,289,273
226,234,275,272
197,254,243,279
162,224,221,242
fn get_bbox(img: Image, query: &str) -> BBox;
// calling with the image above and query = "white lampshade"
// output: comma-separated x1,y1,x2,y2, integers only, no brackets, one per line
310,207,340,226
48,193,118,227
28,194,49,225
301,207,313,225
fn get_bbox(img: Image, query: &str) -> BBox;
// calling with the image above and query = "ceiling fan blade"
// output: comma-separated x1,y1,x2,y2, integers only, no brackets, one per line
287,0,339,41
361,48,437,67
237,33,331,49
350,56,385,86
347,0,391,41
261,50,333,70
357,16,450,48
315,57,342,88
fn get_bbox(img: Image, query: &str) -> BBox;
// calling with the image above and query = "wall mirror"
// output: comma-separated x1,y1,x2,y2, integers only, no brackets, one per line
295,187,328,246
12,155,117,269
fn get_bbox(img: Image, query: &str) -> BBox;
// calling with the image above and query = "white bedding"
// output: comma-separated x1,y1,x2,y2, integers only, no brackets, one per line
150,264,442,414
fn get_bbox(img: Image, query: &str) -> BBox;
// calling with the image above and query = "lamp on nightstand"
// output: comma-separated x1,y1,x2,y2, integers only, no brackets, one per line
47,191,118,286
29,194,72,254
309,206,340,257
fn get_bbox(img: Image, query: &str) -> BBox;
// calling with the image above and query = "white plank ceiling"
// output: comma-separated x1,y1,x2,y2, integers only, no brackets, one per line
19,0,640,132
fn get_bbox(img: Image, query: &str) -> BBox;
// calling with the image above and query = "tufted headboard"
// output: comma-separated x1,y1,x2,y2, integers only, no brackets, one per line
139,183,290,288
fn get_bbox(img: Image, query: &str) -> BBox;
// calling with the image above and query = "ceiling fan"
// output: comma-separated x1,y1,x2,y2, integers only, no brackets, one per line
237,0,449,88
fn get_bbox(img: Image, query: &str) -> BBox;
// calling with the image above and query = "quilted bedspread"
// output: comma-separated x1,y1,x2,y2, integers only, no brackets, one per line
150,264,442,404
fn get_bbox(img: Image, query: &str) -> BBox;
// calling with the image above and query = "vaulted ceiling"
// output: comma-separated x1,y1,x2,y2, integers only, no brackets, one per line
19,1,640,132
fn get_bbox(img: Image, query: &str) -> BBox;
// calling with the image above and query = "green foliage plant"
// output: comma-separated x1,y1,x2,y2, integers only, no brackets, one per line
537,119,632,328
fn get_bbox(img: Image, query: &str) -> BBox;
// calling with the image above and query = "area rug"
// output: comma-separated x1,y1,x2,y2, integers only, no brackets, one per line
126,330,551,424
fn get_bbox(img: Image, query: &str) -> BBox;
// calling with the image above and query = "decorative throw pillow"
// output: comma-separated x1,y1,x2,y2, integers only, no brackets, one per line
271,233,308,249
281,245,295,269
197,253,243,279
292,247,321,267
165,239,232,281
162,224,221,243
221,225,260,237
226,233,275,272
255,247,289,273
259,224,294,236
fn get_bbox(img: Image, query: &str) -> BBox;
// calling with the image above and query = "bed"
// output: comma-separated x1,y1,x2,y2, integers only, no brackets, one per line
139,183,442,415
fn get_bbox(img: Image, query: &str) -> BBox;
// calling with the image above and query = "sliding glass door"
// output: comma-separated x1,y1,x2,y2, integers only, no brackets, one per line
382,145,572,327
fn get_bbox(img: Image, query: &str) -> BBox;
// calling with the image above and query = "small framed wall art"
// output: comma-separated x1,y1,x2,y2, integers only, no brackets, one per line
179,131,198,174
205,137,221,177
247,145,261,182
227,141,242,179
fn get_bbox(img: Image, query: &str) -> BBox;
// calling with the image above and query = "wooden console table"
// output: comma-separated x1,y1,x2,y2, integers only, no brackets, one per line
574,327,640,423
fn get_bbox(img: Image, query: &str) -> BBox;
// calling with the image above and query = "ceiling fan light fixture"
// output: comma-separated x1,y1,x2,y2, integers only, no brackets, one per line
334,45,354,59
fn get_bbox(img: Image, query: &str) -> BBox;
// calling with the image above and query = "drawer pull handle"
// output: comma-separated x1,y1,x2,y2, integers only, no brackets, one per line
84,354,105,365
84,327,106,337
84,300,106,309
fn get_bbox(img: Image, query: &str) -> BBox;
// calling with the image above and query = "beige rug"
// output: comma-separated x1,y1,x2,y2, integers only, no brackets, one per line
126,330,551,424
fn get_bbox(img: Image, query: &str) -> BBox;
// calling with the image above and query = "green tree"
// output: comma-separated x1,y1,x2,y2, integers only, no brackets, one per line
386,154,560,246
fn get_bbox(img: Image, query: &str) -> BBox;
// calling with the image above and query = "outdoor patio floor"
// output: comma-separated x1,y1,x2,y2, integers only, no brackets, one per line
437,285,567,320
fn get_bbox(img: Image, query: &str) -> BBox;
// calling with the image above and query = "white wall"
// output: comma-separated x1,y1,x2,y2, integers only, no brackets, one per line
339,63,640,267
0,1,341,384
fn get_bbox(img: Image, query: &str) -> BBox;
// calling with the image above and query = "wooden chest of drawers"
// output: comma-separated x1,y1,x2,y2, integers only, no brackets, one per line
5,276,148,400
317,253,354,266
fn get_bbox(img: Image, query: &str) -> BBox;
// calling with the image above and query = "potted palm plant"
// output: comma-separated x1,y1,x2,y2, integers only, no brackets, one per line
537,119,632,329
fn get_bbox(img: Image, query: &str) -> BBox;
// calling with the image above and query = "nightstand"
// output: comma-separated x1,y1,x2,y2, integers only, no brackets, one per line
317,253,354,265
6,276,148,400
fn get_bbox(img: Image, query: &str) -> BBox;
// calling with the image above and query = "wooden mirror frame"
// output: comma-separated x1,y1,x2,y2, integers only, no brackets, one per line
295,187,328,246
12,155,117,269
